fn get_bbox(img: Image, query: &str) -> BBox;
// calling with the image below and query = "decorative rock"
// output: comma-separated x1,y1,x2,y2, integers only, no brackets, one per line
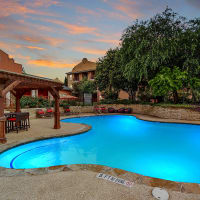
63,167,72,172
152,187,169,200
48,165,65,170
181,183,200,194
114,168,126,176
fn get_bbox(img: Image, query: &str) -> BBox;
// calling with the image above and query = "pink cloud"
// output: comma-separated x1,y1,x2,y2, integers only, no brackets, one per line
26,0,60,8
98,9,129,21
103,0,143,19
44,19,98,35
76,6,99,16
0,0,58,18
73,47,106,55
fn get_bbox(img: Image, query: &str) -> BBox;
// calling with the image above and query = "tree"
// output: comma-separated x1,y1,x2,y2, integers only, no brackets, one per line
64,77,68,86
121,7,186,83
149,66,187,103
96,8,200,104
95,48,139,100
78,78,95,94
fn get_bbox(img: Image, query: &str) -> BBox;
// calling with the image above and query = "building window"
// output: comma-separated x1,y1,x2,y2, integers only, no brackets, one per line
69,75,72,80
91,71,95,79
74,74,79,81
82,72,88,80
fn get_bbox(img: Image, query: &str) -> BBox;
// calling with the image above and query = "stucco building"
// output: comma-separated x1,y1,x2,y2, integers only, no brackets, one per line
66,58,96,89
66,58,129,101
0,50,23,74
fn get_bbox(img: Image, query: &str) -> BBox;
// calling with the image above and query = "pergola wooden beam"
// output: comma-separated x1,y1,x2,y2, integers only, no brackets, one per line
0,80,21,97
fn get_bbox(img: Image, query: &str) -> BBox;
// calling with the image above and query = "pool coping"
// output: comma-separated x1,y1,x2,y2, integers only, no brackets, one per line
0,113,200,195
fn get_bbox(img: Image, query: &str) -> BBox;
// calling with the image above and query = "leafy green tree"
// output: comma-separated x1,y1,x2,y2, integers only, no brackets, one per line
95,48,138,100
121,7,186,83
95,48,120,93
64,77,68,86
96,8,200,104
78,78,95,94
149,66,187,103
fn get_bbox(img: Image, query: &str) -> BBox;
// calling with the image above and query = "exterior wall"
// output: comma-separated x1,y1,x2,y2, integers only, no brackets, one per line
38,89,48,98
79,73,83,81
0,50,22,73
67,74,73,88
88,72,92,80
118,90,129,100
59,90,72,99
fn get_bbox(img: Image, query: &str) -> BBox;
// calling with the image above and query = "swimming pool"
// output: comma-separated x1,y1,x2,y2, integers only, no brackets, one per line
0,115,200,183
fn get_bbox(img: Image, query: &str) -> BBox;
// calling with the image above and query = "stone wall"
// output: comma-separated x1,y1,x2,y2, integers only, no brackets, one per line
5,104,200,121
100,104,200,121
7,106,94,119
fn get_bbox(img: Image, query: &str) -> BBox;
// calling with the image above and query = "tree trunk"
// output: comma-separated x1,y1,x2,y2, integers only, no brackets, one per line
129,90,135,101
173,91,178,104
192,90,197,104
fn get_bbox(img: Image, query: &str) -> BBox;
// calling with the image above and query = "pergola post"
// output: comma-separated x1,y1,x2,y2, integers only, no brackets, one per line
48,87,61,129
54,96,60,129
14,90,27,113
0,95,7,143
16,94,21,112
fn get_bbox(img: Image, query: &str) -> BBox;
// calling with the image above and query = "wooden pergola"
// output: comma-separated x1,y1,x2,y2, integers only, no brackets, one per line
0,70,63,143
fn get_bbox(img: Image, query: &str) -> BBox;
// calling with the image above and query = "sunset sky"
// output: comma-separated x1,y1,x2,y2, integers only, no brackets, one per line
0,0,200,81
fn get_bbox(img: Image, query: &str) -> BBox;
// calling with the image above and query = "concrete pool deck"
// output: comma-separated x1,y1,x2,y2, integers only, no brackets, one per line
1,114,200,200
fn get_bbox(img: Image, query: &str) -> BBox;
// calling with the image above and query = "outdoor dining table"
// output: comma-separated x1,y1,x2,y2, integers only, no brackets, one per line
4,112,30,133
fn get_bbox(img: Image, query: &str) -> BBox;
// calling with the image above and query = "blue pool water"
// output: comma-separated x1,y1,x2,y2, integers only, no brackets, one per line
0,115,200,183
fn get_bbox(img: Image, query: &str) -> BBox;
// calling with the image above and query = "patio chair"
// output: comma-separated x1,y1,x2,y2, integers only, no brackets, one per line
36,109,45,118
108,107,116,113
6,113,16,133
63,106,71,115
16,112,30,133
45,108,53,118
124,108,132,114
94,106,107,114
117,108,125,113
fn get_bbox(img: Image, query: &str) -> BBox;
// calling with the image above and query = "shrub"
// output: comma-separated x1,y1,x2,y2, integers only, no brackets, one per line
20,96,51,108
20,96,39,108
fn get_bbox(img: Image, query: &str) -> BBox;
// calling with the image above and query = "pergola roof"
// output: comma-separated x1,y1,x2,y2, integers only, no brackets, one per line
0,70,63,91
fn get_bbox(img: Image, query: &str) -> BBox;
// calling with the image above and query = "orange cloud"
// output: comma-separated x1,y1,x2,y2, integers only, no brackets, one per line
0,0,57,18
26,46,45,50
44,19,97,35
28,59,76,68
105,0,143,19
73,47,106,55
9,54,31,60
